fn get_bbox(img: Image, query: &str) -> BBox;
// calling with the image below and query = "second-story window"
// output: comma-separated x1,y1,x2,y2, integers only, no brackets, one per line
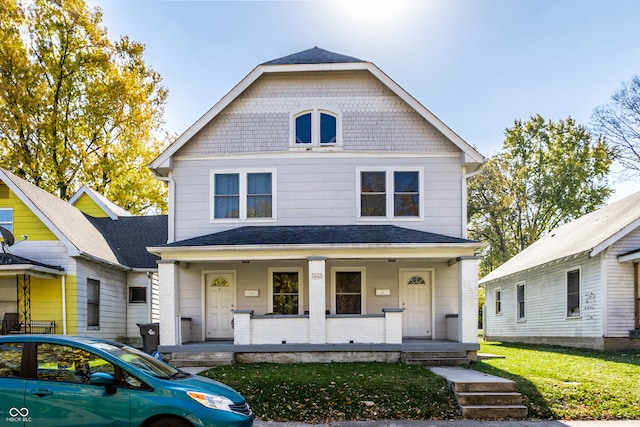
358,168,423,220
292,109,340,147
212,170,276,221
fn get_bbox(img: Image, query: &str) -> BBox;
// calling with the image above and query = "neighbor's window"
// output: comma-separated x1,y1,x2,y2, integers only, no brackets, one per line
495,288,502,315
0,208,13,233
516,282,526,321
87,279,100,328
129,287,147,304
270,269,302,315
359,169,422,219
212,170,275,221
292,109,340,146
567,268,581,318
334,270,364,314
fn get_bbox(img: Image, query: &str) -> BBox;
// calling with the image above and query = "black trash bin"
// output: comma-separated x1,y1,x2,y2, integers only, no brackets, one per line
137,323,160,354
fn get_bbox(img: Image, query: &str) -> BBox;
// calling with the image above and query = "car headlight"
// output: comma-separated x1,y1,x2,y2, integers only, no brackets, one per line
187,391,234,412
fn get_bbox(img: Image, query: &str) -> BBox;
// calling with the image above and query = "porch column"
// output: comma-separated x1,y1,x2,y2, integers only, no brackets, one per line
158,260,179,346
457,256,480,344
308,256,327,344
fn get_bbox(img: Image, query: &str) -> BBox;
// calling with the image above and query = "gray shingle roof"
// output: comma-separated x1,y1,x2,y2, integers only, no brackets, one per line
162,225,476,247
480,191,640,283
0,252,64,271
87,215,168,269
262,47,364,65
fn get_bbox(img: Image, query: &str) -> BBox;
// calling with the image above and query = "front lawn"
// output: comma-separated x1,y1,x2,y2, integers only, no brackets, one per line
471,341,640,420
199,342,640,422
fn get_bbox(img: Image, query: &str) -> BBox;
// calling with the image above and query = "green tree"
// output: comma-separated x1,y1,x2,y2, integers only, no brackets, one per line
468,114,614,276
592,74,640,178
0,0,168,214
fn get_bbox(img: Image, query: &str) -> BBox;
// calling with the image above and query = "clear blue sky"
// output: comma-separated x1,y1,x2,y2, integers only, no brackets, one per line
88,0,640,201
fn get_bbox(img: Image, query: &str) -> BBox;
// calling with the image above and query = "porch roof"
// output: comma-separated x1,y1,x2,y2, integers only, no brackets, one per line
161,225,478,247
0,253,65,278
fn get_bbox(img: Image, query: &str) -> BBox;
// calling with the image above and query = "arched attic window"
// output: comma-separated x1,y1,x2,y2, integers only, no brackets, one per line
292,109,341,147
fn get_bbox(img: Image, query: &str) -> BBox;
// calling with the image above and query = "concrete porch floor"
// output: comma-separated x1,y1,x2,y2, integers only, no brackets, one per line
158,339,480,366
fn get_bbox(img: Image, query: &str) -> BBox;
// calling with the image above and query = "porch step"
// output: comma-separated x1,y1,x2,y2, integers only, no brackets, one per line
430,367,528,420
401,351,469,366
165,351,234,367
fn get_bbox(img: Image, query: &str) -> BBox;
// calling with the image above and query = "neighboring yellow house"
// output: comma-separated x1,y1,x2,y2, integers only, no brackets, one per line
0,168,166,345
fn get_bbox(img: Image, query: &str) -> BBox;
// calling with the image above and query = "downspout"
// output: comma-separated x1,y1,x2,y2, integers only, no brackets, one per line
462,166,484,239
61,275,67,335
635,262,639,330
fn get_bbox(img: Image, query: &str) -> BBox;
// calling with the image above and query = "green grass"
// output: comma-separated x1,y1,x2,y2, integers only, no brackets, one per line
200,362,460,422
199,342,640,422
471,341,640,420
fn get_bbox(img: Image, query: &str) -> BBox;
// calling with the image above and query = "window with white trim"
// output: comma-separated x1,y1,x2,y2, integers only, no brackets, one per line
567,268,581,318
516,282,526,321
291,109,340,147
495,288,502,315
332,268,365,314
0,208,13,233
357,168,423,219
269,268,303,315
87,279,100,328
211,170,275,221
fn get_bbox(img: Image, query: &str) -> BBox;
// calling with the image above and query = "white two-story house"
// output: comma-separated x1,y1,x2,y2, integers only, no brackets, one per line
148,47,486,362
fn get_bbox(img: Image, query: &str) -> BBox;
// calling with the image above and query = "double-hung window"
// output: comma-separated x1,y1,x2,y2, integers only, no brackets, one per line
292,109,340,147
269,268,302,315
0,208,13,233
332,268,365,314
516,282,526,321
495,288,502,315
212,170,276,221
358,168,423,219
567,268,581,318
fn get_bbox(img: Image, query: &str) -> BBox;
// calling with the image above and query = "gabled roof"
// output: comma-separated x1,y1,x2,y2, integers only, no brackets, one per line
69,185,133,219
87,215,167,269
480,191,640,284
150,47,486,175
159,225,477,247
0,168,119,265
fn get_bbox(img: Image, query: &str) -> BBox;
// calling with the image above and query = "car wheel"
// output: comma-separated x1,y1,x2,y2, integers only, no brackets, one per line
148,418,191,427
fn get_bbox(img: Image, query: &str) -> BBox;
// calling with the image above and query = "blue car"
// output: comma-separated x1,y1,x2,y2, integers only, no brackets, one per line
0,335,253,427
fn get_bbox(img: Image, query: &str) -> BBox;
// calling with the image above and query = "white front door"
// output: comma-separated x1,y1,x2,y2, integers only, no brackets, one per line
400,269,433,337
205,271,236,339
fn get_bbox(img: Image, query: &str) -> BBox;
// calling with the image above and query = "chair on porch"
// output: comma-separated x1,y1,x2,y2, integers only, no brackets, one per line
1,313,20,335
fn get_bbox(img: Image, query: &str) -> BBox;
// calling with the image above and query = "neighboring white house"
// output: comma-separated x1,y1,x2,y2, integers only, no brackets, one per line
148,47,486,350
481,191,640,350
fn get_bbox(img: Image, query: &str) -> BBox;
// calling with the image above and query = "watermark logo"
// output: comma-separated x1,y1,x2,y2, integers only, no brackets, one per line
6,407,31,423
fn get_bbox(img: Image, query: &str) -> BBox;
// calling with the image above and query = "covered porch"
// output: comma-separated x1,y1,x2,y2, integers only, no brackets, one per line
150,225,483,352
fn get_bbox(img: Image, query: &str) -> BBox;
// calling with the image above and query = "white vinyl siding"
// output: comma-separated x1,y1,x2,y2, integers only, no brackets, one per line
172,156,462,241
484,253,604,340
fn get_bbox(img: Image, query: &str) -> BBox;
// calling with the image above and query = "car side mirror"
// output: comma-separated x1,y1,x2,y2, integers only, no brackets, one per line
89,372,117,394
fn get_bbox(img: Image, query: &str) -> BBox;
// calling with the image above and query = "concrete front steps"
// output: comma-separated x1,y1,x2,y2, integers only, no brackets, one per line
401,350,470,366
167,351,234,367
430,367,528,419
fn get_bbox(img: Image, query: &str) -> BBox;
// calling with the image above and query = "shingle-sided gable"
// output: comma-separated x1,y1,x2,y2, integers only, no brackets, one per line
151,47,485,175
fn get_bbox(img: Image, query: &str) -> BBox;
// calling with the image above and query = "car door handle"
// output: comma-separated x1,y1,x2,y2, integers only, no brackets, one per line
30,388,53,397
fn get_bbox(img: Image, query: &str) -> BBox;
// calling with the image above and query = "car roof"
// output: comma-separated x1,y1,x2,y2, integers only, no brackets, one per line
0,335,125,348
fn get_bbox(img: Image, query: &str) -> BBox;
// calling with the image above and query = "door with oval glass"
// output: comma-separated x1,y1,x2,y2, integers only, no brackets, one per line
205,271,236,339
400,269,433,338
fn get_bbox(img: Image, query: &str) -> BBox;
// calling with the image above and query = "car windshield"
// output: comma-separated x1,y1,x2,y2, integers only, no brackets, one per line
89,341,183,379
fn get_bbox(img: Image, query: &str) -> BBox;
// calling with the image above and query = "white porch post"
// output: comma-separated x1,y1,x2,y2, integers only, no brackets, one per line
457,256,480,344
158,260,179,346
308,256,327,344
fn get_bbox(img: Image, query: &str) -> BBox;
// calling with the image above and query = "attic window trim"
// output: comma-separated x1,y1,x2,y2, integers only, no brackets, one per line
289,108,343,149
